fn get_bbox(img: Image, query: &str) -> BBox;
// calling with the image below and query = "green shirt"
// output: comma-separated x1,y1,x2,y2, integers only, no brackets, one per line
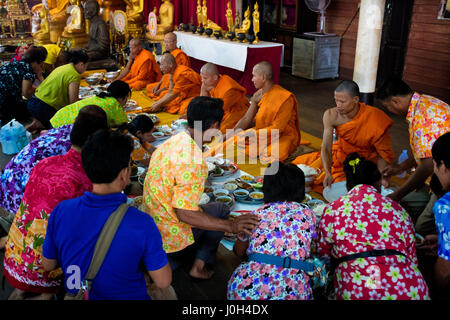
35,63,81,110
50,95,128,128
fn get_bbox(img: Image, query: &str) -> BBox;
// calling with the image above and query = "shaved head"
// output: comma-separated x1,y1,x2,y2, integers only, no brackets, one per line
200,63,219,76
160,52,177,74
335,80,360,98
129,38,143,47
164,32,177,52
254,61,273,81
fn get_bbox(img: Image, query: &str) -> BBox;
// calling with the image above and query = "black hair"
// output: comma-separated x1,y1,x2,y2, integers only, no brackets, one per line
70,105,108,148
430,174,445,199
343,152,381,191
22,47,47,64
118,114,154,136
69,49,89,64
262,161,305,204
335,80,360,98
187,96,224,131
432,131,450,169
97,80,131,100
377,77,413,101
82,130,134,184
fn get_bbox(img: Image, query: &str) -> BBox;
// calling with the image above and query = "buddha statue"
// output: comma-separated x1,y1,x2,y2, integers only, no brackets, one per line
146,0,174,42
60,0,88,48
84,0,110,62
253,2,260,43
32,0,70,43
225,1,233,32
233,11,241,33
124,0,143,25
235,6,251,36
206,19,222,32
201,0,208,28
33,6,51,45
196,0,202,27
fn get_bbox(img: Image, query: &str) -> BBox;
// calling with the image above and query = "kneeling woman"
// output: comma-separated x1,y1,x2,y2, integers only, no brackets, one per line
228,162,317,300
317,153,430,300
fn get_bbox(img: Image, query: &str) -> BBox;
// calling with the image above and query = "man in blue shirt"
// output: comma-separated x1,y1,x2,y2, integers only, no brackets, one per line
42,130,171,300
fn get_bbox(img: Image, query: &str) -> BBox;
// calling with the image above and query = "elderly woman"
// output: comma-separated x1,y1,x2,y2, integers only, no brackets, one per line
228,161,317,300
26,49,88,131
0,47,47,124
2,106,108,300
317,152,430,300
50,80,131,128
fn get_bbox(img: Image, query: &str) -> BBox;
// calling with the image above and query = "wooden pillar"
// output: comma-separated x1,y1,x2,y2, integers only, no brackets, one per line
353,0,385,105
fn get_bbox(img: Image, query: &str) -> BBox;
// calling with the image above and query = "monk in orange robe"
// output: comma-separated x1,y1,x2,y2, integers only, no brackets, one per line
115,39,161,91
205,61,301,164
146,53,201,114
164,32,190,67
292,80,394,193
199,63,248,133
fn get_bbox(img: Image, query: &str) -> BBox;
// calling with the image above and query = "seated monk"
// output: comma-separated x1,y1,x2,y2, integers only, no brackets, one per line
199,63,248,133
205,61,301,164
115,39,161,90
292,80,394,193
163,32,190,67
146,53,201,114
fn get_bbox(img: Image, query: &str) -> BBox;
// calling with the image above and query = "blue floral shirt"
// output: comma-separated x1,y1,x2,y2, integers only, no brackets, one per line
0,61,36,105
433,192,450,261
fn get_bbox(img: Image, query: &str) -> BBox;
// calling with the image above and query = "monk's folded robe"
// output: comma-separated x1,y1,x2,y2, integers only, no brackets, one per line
210,75,249,133
122,49,162,91
293,103,394,193
145,65,201,114
171,48,190,67
206,85,301,164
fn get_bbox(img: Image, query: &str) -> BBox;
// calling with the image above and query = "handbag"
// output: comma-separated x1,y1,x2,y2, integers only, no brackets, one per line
64,203,129,300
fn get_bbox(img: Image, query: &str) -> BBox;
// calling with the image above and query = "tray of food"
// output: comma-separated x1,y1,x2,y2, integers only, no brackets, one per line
124,99,142,112
152,125,174,140
206,157,239,181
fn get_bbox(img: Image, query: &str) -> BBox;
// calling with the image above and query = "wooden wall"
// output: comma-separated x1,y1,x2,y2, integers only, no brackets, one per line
324,0,450,102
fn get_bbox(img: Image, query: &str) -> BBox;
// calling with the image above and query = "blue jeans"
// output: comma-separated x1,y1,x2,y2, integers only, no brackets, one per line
167,202,230,270
27,96,56,129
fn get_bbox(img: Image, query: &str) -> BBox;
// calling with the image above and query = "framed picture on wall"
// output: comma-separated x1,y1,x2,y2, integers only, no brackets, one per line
280,0,298,30
438,0,450,19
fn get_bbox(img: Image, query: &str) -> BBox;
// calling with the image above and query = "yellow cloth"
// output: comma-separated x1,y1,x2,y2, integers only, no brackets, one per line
43,44,61,65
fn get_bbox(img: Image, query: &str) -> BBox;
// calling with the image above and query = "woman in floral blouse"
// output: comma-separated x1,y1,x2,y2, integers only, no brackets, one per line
317,152,430,300
228,162,317,300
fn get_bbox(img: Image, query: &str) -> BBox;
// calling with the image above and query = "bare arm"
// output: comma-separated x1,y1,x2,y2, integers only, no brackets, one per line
233,239,249,258
321,110,334,188
150,91,179,112
115,58,134,81
434,257,450,288
68,82,80,104
148,263,172,289
22,79,35,99
232,89,264,133
42,257,58,272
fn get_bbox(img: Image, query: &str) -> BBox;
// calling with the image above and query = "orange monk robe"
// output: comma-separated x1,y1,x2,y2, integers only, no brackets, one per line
145,65,201,114
206,85,301,163
171,48,191,67
209,75,249,133
293,103,395,193
122,49,162,91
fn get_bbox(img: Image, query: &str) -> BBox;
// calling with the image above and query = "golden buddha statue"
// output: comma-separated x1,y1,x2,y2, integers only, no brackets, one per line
235,6,251,36
32,0,70,43
59,0,88,47
225,1,233,32
33,6,51,45
206,19,222,32
124,0,144,38
233,11,241,33
201,0,208,28
196,0,202,27
253,2,260,43
146,0,174,42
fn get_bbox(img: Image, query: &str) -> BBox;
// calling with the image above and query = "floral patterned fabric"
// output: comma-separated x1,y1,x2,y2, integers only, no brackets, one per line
3,149,92,293
126,132,152,162
317,184,430,300
406,92,450,162
228,202,317,300
433,191,450,261
143,131,207,253
0,125,72,214
0,61,36,105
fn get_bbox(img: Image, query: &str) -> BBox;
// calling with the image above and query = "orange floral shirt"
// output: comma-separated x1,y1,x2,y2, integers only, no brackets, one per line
142,131,207,253
406,92,450,162
126,132,152,162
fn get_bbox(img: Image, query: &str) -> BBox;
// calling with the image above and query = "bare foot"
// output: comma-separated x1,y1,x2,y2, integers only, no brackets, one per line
189,259,214,280
0,236,7,249
25,119,45,134
8,289,26,300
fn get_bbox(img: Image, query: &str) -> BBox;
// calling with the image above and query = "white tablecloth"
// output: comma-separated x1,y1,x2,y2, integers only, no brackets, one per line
174,31,284,72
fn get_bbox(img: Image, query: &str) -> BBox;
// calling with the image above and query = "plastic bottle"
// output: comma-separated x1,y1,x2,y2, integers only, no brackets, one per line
396,149,408,178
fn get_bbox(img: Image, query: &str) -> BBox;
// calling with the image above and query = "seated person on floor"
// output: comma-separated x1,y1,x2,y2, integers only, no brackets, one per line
115,38,162,91
42,129,172,300
377,77,449,233
146,52,202,114
142,96,259,280
3,106,108,300
317,152,430,300
50,80,130,128
228,161,317,300
293,80,394,194
41,44,71,78
199,63,249,134
206,61,301,164
116,115,156,167
163,32,190,67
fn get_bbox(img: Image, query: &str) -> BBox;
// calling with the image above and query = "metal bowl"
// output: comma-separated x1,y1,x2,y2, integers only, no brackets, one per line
213,30,222,39
85,76,102,86
237,33,246,42
197,27,205,35
226,32,235,41
205,28,213,37
105,71,119,81
191,25,197,33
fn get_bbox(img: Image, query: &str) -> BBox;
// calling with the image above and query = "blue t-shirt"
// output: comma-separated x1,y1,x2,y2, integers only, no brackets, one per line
43,191,168,300
433,191,450,261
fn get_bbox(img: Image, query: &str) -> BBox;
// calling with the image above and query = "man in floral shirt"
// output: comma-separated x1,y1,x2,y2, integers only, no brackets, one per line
377,78,449,234
143,96,259,280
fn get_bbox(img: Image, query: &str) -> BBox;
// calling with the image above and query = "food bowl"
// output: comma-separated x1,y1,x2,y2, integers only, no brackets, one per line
205,28,213,37
216,195,232,206
204,186,215,197
246,34,256,43
214,30,222,39
240,175,254,183
197,26,205,35
105,71,119,81
233,189,249,200
85,75,102,86
191,25,197,33
249,191,264,201
223,182,238,191
213,188,229,198
152,131,165,139
237,33,246,42
182,23,190,31
226,32,235,41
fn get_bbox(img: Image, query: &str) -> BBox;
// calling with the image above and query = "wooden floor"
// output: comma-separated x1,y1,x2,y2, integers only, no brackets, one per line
0,71,416,300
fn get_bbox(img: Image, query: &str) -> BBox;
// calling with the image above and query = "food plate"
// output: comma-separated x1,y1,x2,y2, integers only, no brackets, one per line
131,166,146,178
